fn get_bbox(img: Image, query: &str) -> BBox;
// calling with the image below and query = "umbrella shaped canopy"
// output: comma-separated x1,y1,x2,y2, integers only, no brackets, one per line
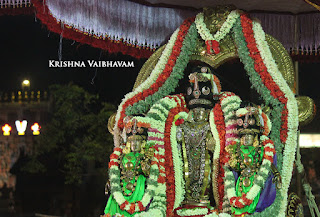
30,0,320,58
141,0,317,13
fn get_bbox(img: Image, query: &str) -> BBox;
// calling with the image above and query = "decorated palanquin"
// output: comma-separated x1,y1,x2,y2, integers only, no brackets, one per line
103,6,316,217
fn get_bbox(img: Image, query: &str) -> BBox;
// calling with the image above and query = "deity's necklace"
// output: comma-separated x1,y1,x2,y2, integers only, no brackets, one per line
182,121,210,200
237,142,262,190
119,154,142,196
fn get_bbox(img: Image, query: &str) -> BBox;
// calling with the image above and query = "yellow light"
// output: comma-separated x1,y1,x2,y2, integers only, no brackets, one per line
31,123,41,135
15,120,27,135
300,134,320,148
22,80,30,87
2,124,12,136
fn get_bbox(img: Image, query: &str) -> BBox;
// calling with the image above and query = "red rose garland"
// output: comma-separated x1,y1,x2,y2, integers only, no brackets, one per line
213,103,227,211
240,13,289,144
164,96,188,215
117,17,195,129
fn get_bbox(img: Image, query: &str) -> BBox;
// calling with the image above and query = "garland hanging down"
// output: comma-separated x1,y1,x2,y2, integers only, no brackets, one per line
114,17,197,130
111,9,298,217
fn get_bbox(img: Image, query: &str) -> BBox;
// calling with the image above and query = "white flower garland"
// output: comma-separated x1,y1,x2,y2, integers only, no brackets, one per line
204,213,232,217
252,20,299,216
135,184,167,217
113,28,180,136
209,110,221,161
195,10,240,42
177,207,209,216
171,112,188,209
133,95,184,215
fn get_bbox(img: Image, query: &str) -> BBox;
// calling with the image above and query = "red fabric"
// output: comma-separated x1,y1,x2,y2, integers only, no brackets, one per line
31,0,154,59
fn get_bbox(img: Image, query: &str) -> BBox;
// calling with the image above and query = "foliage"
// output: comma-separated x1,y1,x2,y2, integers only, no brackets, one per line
23,83,115,185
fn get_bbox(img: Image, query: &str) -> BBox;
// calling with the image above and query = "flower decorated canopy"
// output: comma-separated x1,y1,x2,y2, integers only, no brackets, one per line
4,0,316,59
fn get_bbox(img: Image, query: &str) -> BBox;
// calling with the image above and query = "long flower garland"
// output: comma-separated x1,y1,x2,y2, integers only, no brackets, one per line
113,28,179,133
171,110,188,209
208,92,241,211
195,10,240,54
212,103,226,211
251,20,299,215
220,92,242,211
225,136,276,209
163,95,188,215
134,95,187,216
232,13,298,216
115,17,197,130
125,21,197,116
176,207,209,216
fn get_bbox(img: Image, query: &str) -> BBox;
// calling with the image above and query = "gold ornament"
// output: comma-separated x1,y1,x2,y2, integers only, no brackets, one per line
126,183,134,191
296,96,316,126
107,113,116,135
125,162,134,170
243,177,251,187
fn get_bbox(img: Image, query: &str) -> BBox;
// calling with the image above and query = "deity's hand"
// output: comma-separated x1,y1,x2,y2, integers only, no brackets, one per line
271,163,282,189
104,180,110,195
140,145,155,177
206,132,215,152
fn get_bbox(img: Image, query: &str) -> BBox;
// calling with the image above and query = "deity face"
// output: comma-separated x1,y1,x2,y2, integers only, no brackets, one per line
185,66,220,110
236,107,261,146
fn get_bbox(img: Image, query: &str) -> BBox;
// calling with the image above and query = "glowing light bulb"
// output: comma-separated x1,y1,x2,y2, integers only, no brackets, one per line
15,120,27,135
22,80,30,88
31,123,41,135
2,124,12,136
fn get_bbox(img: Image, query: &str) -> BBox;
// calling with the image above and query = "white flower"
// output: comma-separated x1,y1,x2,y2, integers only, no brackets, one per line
195,10,240,42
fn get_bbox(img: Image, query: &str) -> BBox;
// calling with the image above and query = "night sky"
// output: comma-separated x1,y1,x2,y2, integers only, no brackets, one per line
0,14,319,132
0,14,146,105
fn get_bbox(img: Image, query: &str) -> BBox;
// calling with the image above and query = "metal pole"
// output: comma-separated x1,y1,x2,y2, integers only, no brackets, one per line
294,14,302,199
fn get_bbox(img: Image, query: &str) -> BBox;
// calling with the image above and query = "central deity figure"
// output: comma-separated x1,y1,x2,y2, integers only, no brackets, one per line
176,65,217,207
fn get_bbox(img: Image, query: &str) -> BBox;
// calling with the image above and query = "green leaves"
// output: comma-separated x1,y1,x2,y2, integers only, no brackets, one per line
23,84,115,185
